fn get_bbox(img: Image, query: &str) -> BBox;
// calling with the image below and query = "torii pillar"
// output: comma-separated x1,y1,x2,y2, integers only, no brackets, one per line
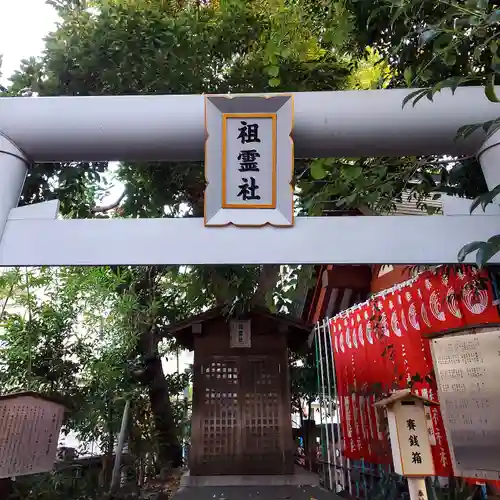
0,133,29,241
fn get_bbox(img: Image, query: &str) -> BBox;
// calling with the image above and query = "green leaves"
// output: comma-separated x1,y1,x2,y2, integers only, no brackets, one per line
458,241,485,263
458,236,500,267
342,165,363,180
420,28,439,47
265,65,281,87
265,65,279,77
492,56,500,74
477,0,489,11
470,183,500,213
485,74,500,102
486,9,500,24
477,237,500,267
402,88,431,108
308,159,364,186
346,0,500,271
435,76,470,93
433,33,453,52
457,115,500,147
403,67,413,86
403,76,473,108
456,122,483,140
310,159,329,179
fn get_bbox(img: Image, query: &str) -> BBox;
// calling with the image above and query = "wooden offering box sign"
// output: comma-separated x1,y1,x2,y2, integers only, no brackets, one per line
375,390,437,477
0,392,65,478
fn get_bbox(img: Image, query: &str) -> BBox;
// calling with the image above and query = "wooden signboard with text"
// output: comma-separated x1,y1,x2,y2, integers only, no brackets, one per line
204,95,294,227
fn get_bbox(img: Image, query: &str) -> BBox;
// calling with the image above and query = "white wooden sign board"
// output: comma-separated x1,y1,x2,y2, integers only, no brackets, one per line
431,327,500,480
230,319,251,348
387,400,435,477
204,95,294,227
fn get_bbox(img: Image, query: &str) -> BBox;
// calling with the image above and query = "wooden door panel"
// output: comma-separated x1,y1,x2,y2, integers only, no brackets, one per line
240,357,284,474
191,354,289,475
191,357,241,475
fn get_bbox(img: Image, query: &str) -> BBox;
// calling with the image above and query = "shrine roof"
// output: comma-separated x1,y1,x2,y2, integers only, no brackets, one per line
165,306,312,351
374,389,439,408
0,391,68,409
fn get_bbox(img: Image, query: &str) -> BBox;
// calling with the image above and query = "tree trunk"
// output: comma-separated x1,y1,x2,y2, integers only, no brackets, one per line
99,415,115,490
134,320,182,473
147,353,182,473
130,267,182,474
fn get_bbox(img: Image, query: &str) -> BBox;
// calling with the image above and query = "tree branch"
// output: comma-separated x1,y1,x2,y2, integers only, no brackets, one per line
91,190,126,213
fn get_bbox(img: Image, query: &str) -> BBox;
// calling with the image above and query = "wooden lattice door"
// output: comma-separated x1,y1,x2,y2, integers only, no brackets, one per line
191,355,290,475
192,357,241,475
240,357,286,474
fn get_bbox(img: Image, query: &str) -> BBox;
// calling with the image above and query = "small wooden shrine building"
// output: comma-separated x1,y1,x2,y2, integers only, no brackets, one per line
169,306,311,476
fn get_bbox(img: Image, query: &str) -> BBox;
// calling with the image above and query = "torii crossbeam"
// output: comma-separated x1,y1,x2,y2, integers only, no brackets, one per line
1,87,500,266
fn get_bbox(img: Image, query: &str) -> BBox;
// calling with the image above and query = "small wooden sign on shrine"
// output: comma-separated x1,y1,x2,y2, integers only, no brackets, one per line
204,95,294,227
168,306,310,476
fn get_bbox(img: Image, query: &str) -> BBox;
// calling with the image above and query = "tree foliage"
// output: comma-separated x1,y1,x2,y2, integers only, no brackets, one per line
0,266,194,496
291,0,500,265
346,0,500,264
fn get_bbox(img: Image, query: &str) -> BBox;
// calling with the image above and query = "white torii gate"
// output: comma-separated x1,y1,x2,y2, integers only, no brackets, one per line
1,87,500,266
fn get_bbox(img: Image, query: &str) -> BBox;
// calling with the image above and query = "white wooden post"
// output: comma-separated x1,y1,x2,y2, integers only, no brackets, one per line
374,390,438,500
110,399,131,494
2,87,500,161
0,133,29,241
478,131,500,203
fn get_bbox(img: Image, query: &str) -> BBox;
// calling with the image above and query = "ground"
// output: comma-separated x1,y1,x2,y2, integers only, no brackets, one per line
172,485,341,500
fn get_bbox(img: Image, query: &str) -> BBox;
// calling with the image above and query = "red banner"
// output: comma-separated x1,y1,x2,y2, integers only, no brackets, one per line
330,266,500,476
